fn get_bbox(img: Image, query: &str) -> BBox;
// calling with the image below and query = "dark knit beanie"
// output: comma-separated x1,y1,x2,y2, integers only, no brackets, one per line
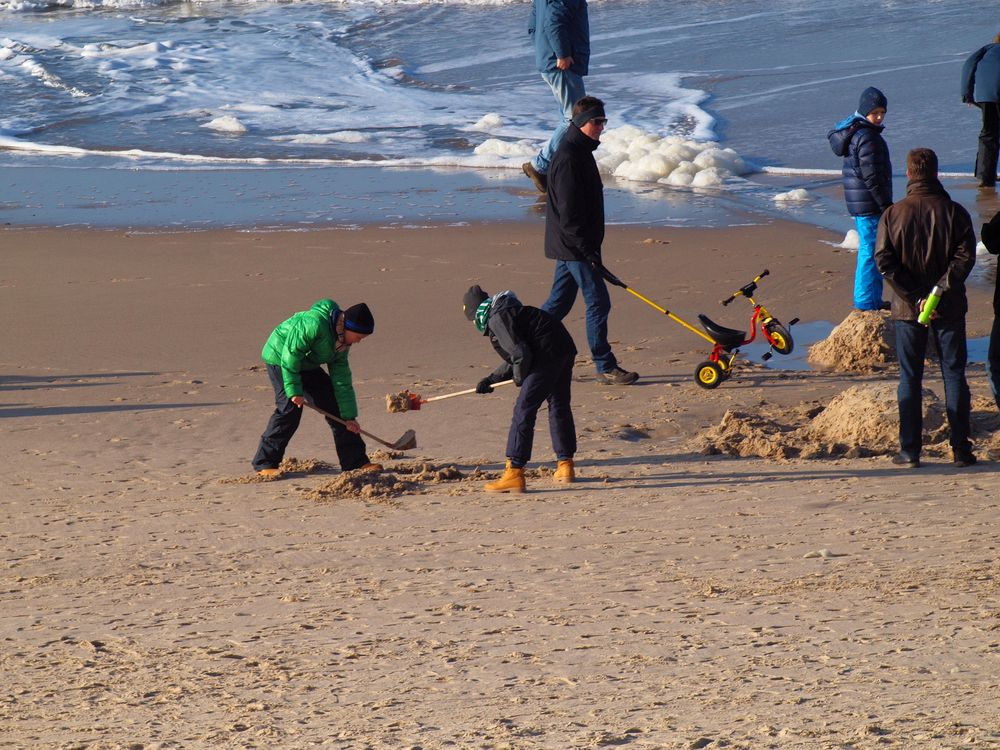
571,103,606,128
858,87,888,116
463,285,489,320
982,211,1000,254
343,303,374,334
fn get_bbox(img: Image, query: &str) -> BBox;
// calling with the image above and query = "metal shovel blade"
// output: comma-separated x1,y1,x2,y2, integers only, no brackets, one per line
392,429,417,451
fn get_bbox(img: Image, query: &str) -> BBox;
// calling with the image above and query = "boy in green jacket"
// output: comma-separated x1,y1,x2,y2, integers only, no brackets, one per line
252,299,381,477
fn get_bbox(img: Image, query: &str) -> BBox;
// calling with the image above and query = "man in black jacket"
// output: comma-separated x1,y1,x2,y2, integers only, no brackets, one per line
541,95,638,385
874,148,977,468
464,285,578,493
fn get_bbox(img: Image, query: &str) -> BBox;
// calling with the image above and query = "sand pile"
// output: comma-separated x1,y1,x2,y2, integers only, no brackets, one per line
693,384,949,460
219,456,335,484
808,310,895,372
303,461,480,502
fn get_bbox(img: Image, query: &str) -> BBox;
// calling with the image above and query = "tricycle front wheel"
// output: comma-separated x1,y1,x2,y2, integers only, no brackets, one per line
764,320,794,355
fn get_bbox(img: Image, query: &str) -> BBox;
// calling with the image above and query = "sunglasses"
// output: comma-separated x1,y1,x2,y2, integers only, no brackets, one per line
591,118,608,126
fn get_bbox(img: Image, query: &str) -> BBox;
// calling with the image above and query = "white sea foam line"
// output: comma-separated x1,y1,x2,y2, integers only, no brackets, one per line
714,58,960,110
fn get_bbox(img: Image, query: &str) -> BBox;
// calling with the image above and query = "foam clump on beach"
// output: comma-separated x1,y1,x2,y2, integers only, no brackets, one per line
595,125,751,187
474,138,536,158
202,115,248,134
837,229,860,251
774,188,811,202
471,113,503,131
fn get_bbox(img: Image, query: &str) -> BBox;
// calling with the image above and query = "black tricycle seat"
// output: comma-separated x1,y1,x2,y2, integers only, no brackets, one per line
698,314,746,350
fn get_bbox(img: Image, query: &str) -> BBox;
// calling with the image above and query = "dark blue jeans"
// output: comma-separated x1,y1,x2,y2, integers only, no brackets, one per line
975,102,999,186
894,319,972,459
542,259,617,374
506,353,576,467
253,364,369,471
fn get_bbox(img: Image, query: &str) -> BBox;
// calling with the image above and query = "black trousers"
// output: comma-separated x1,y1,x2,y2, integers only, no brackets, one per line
976,102,1000,186
505,353,576,466
252,364,369,471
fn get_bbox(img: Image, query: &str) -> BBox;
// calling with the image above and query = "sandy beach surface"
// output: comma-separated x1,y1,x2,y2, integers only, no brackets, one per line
2,221,999,749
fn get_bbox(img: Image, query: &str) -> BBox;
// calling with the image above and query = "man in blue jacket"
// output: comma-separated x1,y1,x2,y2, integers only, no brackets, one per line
961,34,1000,189
522,0,590,194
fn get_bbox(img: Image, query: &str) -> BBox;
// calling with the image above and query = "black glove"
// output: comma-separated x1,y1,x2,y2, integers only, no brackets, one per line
476,378,494,394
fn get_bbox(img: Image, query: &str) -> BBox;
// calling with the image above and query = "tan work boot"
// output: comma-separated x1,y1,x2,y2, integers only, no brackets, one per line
485,460,526,493
257,468,282,478
355,462,383,474
553,459,575,484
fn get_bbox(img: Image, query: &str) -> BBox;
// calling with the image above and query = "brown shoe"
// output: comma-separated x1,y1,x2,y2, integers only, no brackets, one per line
522,162,547,193
553,459,575,484
485,460,526,493
596,367,639,385
257,468,282,478
355,462,383,474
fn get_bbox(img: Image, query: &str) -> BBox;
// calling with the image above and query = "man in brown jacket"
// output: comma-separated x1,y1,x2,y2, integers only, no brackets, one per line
874,147,977,468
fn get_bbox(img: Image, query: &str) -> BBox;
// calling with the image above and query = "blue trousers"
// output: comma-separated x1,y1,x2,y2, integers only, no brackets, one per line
506,353,576,466
530,69,586,175
854,214,883,311
894,319,972,459
253,364,369,471
542,259,617,374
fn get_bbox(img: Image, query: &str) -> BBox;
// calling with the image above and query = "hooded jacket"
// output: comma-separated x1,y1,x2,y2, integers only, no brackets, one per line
261,299,359,419
545,123,604,262
528,0,590,76
828,115,893,217
961,43,1000,104
482,292,577,386
874,178,976,322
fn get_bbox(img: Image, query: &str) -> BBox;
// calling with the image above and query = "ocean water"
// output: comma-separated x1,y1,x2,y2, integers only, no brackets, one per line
1,0,999,228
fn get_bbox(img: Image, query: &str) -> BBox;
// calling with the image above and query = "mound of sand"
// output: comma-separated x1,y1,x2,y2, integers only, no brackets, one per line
808,310,895,372
692,384,949,460
219,456,335,484
802,383,945,449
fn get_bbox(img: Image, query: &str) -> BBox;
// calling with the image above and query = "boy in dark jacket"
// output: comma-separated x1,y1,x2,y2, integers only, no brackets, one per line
464,285,578,493
253,299,381,477
874,148,977,468
828,87,893,311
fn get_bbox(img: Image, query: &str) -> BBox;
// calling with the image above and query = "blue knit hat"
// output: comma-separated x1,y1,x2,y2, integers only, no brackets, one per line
858,87,887,116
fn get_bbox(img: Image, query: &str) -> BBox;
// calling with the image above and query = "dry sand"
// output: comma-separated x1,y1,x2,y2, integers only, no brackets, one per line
2,223,999,749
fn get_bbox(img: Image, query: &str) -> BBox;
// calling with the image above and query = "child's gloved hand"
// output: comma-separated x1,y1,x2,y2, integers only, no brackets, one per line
476,378,494,394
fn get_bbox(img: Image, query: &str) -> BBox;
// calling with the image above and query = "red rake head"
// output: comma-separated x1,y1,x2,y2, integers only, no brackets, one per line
405,391,423,411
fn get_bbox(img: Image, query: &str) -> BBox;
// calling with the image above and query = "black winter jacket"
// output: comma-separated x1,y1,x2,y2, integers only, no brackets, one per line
545,124,604,262
482,292,577,386
961,43,1000,104
828,116,893,217
874,178,976,322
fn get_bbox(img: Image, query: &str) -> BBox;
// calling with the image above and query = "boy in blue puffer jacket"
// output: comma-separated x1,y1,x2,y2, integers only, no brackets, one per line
828,87,893,311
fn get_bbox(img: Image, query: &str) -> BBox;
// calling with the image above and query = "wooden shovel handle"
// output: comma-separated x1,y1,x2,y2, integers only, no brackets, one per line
422,379,515,403
302,401,396,449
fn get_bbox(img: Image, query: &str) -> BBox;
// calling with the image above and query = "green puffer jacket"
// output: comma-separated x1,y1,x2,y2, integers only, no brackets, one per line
261,299,358,419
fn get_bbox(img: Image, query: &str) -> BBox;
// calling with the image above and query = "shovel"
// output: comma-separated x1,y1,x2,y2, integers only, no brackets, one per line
303,401,417,451
387,380,515,413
